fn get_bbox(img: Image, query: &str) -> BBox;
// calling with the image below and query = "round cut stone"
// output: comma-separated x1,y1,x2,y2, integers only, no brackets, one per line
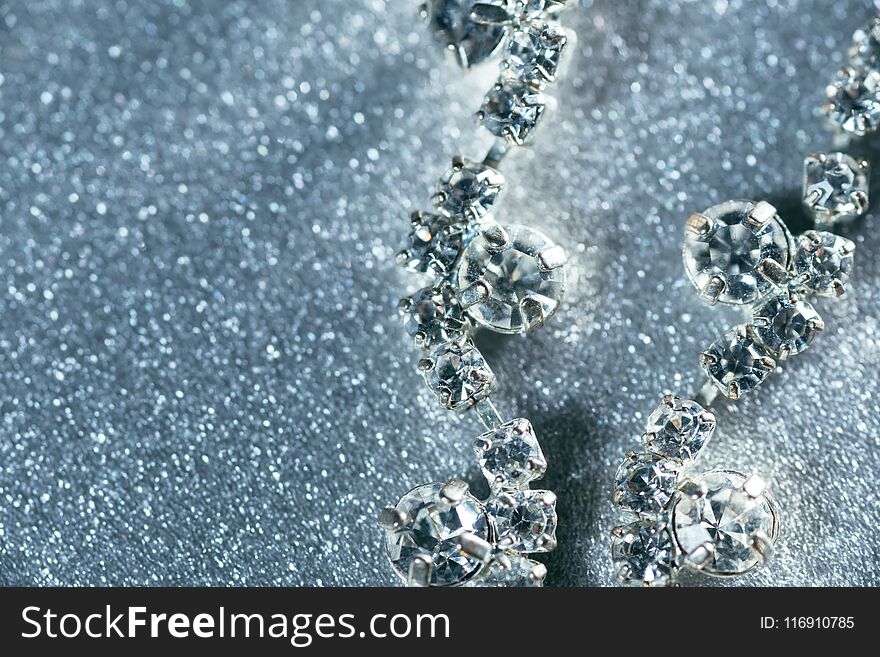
701,327,774,399
611,519,675,587
752,293,822,357
474,417,546,490
683,200,792,306
672,471,777,576
824,66,880,136
398,212,468,277
506,20,567,87
850,16,880,70
458,224,565,334
385,483,490,586
463,552,547,587
794,231,855,297
802,152,869,225
401,284,464,350
479,80,546,145
612,453,679,515
643,396,715,463
435,158,505,222
423,338,495,410
426,0,506,68
488,489,557,553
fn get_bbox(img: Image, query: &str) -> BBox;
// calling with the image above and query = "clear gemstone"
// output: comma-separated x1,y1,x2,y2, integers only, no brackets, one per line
683,200,792,306
423,338,496,410
474,418,546,490
426,0,506,68
643,397,715,463
803,152,869,225
479,80,546,145
794,231,855,297
521,0,570,18
824,67,880,136
398,212,468,276
701,327,774,399
850,16,880,70
385,483,490,586
672,470,777,576
488,489,557,553
506,20,567,87
463,552,546,587
435,158,505,222
752,293,822,357
458,224,565,333
612,453,679,515
611,519,675,587
401,284,465,350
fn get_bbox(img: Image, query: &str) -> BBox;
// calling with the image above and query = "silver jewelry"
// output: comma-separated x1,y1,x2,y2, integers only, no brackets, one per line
377,0,575,587
609,13,874,586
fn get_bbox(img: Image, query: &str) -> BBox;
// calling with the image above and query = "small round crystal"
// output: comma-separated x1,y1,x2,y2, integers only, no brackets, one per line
612,453,680,515
479,80,546,145
611,519,675,587
802,152,869,225
425,0,506,68
643,397,715,463
752,293,822,357
794,231,855,297
701,327,774,399
435,158,505,223
823,66,880,136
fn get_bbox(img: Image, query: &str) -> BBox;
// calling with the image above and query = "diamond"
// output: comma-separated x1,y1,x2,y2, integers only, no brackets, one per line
421,337,496,410
672,470,778,576
470,0,570,24
823,66,880,136
463,552,547,587
474,417,546,490
506,20,568,87
478,79,546,145
384,482,490,586
520,0,570,19
849,15,880,70
701,326,775,399
612,453,679,515
802,152,869,225
794,230,855,297
642,396,715,463
488,489,557,553
398,211,468,276
425,0,506,68
457,224,565,333
683,200,792,306
400,284,465,350
751,293,823,358
611,519,675,587
434,157,505,222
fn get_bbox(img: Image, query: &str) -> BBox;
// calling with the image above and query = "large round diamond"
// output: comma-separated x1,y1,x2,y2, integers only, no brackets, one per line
426,0,506,68
458,224,565,333
642,396,715,463
683,200,791,305
385,483,490,586
672,471,777,577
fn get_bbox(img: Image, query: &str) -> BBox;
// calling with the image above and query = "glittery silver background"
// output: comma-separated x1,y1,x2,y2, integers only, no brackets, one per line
1,0,878,586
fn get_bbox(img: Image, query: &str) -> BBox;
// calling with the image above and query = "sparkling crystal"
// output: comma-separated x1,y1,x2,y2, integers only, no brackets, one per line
794,231,855,297
824,66,880,136
683,200,792,306
611,519,675,587
401,284,464,350
463,552,546,587
672,471,777,576
422,338,496,410
479,79,546,145
643,397,715,463
458,224,565,333
506,20,567,87
474,418,546,490
425,0,506,68
612,453,679,515
752,293,822,357
398,212,467,276
521,0,570,18
701,327,774,399
385,483,490,586
802,152,869,225
488,489,557,553
849,15,880,69
434,158,505,222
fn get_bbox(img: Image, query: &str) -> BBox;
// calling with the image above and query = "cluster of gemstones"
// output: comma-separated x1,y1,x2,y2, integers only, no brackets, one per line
379,0,574,587
683,200,855,400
